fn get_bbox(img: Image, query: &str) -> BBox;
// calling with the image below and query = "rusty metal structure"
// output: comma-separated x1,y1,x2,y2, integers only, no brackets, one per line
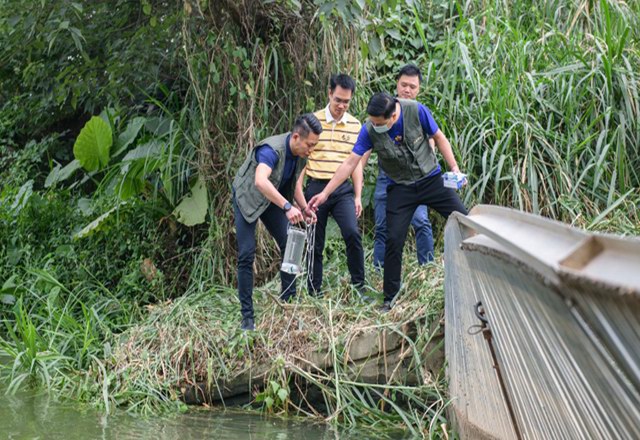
444,205,640,439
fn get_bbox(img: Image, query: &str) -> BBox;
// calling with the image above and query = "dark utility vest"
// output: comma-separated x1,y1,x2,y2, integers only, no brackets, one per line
366,99,437,185
232,133,306,223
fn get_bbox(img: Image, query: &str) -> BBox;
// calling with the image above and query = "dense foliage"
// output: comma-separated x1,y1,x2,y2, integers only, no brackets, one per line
1,0,639,437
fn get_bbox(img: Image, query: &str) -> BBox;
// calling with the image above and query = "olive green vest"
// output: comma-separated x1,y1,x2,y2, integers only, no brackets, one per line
232,133,306,223
366,99,437,185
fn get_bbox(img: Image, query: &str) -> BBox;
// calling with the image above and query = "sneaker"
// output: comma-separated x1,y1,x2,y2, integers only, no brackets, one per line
240,317,255,331
379,301,392,313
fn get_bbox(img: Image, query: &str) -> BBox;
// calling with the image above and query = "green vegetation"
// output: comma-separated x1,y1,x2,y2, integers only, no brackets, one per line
1,0,639,438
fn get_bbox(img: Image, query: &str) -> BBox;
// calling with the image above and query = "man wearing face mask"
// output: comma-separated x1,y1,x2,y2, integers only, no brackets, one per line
296,74,366,298
373,64,434,269
308,92,467,312
233,113,322,331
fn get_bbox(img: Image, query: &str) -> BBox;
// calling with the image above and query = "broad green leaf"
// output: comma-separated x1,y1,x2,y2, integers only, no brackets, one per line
2,275,16,289
45,165,62,188
144,117,172,136
0,278,19,303
173,176,208,226
115,174,144,200
45,159,82,188
11,180,34,214
74,116,113,171
1,294,16,305
264,396,274,409
75,205,121,239
77,198,93,216
69,27,84,52
386,28,401,40
277,388,288,402
369,35,381,56
122,141,161,162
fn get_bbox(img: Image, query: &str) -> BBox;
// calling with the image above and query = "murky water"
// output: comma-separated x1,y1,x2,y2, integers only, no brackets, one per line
0,372,400,440
0,387,338,439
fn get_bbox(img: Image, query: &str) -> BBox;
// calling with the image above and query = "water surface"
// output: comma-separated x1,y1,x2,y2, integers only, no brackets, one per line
0,373,401,439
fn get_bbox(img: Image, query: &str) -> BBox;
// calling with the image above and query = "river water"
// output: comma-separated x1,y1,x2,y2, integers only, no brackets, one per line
0,377,400,439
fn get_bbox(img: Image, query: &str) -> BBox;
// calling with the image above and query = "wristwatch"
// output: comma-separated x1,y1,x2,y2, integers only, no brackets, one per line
282,201,292,212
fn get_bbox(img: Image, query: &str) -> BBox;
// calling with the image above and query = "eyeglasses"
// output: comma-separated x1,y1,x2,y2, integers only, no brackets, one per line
332,96,351,105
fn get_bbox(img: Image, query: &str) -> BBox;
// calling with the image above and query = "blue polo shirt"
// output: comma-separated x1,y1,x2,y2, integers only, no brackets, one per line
352,103,441,184
255,134,297,191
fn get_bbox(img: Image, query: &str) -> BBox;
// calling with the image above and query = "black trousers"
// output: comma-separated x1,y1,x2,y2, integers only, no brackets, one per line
233,197,296,320
304,179,365,294
384,172,468,301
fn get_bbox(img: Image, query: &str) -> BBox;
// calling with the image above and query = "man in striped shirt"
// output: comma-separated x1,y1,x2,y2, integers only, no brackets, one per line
296,74,365,297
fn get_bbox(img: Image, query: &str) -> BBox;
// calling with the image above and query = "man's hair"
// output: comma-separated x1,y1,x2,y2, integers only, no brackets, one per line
293,113,323,137
396,64,423,83
366,92,397,118
329,73,356,93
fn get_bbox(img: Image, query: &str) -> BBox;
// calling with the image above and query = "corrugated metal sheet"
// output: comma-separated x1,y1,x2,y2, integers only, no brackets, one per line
445,205,640,439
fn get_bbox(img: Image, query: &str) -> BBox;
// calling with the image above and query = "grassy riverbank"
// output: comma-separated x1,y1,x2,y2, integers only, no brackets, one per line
1,0,639,438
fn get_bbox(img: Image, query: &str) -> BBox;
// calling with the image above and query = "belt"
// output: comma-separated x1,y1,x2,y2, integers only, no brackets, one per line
308,177,331,183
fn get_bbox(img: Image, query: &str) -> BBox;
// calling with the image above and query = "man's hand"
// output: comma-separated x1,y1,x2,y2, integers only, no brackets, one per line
286,206,304,224
308,192,328,211
450,166,468,188
303,206,317,224
354,196,362,219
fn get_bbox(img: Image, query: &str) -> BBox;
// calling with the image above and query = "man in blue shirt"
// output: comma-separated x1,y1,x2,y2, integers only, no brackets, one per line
308,93,467,313
374,64,434,268
232,114,322,331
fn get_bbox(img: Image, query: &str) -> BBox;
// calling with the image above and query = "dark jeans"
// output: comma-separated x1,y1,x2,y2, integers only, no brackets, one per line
384,172,468,302
374,170,434,267
233,197,296,320
304,179,365,295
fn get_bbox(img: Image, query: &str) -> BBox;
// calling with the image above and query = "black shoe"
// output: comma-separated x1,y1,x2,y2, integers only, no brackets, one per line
379,301,392,313
241,317,255,331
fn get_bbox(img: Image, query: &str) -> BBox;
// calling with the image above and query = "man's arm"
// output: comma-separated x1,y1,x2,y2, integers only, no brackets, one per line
294,166,316,222
255,164,304,223
308,152,361,210
351,160,364,218
294,166,307,210
432,130,460,173
360,150,372,168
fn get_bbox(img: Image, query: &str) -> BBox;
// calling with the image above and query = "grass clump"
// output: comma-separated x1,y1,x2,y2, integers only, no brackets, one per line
97,254,451,438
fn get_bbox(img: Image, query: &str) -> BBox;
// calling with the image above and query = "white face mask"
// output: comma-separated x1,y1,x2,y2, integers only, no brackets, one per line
372,122,391,134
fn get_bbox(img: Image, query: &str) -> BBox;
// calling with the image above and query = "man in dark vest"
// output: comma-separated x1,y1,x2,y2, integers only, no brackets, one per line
374,64,435,269
232,113,322,330
308,92,468,312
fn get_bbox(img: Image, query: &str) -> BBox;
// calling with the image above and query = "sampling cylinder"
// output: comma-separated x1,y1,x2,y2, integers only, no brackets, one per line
281,226,306,274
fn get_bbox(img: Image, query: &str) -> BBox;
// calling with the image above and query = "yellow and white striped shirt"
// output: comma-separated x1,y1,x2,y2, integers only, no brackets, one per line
306,107,361,179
